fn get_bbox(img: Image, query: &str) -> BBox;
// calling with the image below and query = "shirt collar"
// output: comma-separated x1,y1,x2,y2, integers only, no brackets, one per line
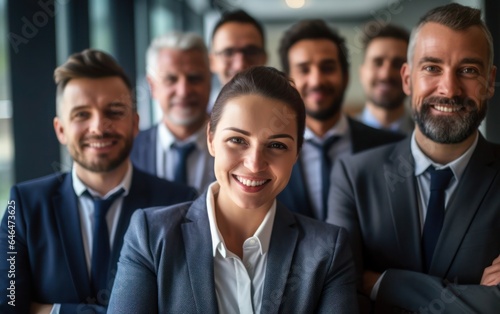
361,107,404,132
304,113,349,144
157,121,207,151
72,161,133,198
410,131,478,181
206,182,276,257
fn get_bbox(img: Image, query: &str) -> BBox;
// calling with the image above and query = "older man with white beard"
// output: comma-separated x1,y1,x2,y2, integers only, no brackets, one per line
131,32,215,193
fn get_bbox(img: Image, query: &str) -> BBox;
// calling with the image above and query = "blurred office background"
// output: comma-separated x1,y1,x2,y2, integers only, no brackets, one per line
1,0,499,214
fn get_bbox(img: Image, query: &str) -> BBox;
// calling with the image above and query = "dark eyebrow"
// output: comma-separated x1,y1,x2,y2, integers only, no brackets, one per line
418,57,443,65
223,127,295,141
461,58,485,68
108,102,129,108
418,57,485,69
223,127,250,135
69,104,90,112
269,134,295,141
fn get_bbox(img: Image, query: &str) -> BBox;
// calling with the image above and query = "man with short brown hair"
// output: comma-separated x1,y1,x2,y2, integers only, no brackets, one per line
0,49,197,314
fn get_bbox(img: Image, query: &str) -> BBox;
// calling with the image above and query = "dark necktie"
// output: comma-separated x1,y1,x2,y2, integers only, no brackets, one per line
422,167,453,272
171,142,196,185
309,136,340,220
86,188,125,298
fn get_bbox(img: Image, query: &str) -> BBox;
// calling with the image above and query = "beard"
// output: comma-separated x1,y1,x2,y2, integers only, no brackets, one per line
412,96,486,144
305,86,345,121
69,133,133,173
368,79,407,110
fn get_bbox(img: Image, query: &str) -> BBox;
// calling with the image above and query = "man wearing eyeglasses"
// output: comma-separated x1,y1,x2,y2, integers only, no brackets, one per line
209,10,267,87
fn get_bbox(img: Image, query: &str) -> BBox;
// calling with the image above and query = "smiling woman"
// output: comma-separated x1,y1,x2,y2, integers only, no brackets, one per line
108,66,358,314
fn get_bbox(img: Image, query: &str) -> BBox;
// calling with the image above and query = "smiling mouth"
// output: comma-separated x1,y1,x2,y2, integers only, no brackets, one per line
234,175,269,187
432,105,462,113
86,141,113,148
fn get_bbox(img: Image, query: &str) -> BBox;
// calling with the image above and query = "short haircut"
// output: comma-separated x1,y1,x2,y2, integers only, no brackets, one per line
210,9,265,48
210,66,306,151
278,19,349,77
408,3,494,68
362,24,409,54
54,49,133,115
146,31,209,76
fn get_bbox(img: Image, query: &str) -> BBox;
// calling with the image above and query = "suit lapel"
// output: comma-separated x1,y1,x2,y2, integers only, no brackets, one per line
53,174,91,298
261,204,299,314
289,161,314,216
182,195,218,313
348,118,364,153
431,136,499,276
138,126,157,174
146,126,158,174
384,139,424,271
110,169,147,275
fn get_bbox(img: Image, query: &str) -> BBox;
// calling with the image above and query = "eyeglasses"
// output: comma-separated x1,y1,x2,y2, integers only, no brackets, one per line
214,46,265,62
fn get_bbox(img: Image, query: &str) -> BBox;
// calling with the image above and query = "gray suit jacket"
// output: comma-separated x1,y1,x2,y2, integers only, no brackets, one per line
326,135,500,313
278,117,405,219
108,193,359,313
376,269,500,313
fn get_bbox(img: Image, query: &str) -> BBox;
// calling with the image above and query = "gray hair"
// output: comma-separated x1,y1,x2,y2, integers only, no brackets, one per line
407,3,494,69
146,31,209,76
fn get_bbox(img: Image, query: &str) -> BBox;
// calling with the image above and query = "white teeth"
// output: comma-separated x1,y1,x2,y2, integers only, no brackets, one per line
236,176,267,187
88,142,112,148
434,105,460,113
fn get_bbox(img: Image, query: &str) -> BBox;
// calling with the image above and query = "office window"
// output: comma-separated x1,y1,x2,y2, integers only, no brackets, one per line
0,0,14,213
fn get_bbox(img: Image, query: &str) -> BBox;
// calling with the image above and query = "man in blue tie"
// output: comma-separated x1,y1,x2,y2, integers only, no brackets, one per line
327,3,500,313
131,32,215,193
277,20,404,220
0,49,197,314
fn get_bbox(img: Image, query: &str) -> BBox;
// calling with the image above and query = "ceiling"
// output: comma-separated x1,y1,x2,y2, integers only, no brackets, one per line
226,0,392,21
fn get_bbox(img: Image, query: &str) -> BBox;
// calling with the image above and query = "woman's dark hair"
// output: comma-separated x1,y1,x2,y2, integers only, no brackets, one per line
210,66,306,151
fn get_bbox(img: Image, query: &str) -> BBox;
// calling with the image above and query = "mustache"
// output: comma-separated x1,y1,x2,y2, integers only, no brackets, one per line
304,85,335,95
423,96,477,109
81,133,121,142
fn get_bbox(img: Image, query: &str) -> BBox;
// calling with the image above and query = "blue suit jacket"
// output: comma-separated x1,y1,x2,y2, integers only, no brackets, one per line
0,167,197,314
278,118,405,219
108,193,359,313
130,125,215,192
327,135,500,313
130,126,158,175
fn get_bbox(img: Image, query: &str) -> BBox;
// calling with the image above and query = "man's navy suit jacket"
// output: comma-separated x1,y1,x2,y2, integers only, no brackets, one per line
278,117,405,219
108,193,359,313
0,167,197,314
327,135,500,313
130,125,215,190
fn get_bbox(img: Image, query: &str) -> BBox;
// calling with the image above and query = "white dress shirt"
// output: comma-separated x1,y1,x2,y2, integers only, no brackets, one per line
371,131,478,300
301,114,352,219
411,131,478,231
51,163,132,314
359,107,414,134
156,122,214,192
206,182,276,314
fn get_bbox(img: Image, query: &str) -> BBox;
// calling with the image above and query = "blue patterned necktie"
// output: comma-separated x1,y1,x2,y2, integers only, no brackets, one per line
171,142,196,185
86,188,125,297
308,136,340,219
422,167,453,272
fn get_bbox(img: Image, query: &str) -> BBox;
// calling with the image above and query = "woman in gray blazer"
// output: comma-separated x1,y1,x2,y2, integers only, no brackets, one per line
108,66,358,314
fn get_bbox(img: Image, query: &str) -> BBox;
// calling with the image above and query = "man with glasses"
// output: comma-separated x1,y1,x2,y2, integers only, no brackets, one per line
209,9,267,87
